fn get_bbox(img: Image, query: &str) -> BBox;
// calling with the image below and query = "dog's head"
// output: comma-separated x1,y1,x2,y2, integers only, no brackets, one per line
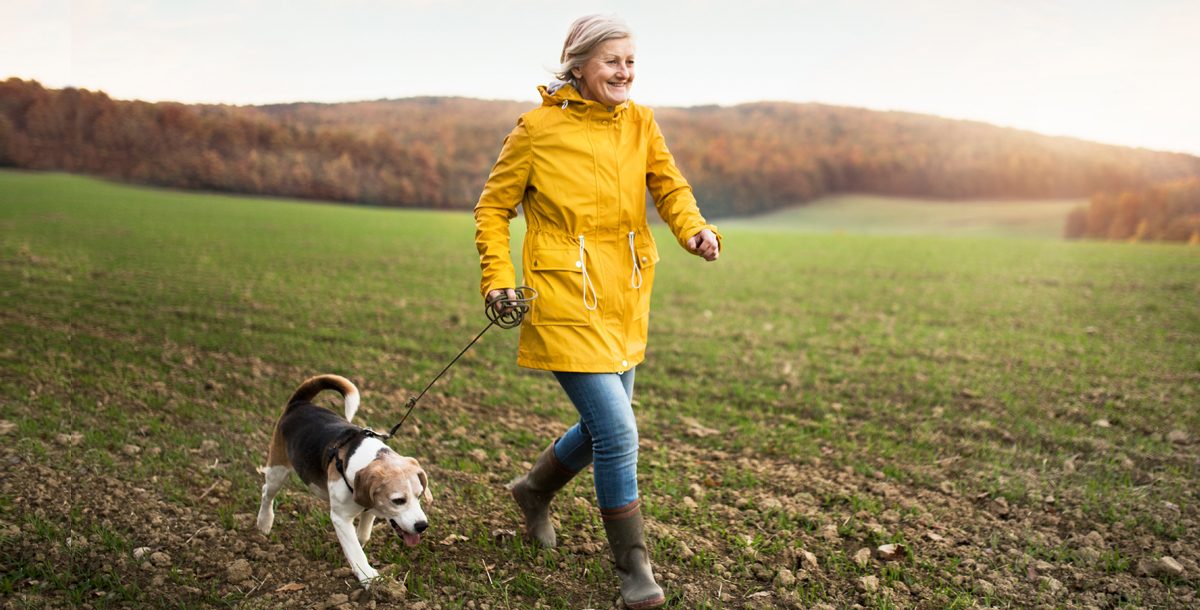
353,451,432,546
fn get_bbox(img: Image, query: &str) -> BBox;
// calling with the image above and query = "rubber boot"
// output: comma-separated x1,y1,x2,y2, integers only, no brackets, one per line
601,499,665,609
508,441,577,548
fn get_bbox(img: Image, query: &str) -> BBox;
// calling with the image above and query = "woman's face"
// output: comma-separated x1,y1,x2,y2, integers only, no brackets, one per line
572,37,636,107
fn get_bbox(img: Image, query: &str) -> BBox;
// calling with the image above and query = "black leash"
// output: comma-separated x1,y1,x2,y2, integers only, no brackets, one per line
328,286,537,492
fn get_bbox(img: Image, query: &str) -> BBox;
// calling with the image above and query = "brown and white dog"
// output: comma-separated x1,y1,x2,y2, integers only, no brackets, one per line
256,375,431,586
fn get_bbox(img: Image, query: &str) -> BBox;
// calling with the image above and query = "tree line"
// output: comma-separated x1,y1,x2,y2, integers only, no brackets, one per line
1064,178,1200,243
3,77,1200,226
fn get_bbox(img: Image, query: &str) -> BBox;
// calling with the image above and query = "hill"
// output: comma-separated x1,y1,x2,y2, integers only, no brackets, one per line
3,77,1200,216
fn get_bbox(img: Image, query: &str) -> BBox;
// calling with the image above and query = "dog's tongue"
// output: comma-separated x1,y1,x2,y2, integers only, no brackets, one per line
390,519,421,547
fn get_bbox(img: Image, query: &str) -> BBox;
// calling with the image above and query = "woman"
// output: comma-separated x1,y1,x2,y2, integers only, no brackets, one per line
473,14,720,609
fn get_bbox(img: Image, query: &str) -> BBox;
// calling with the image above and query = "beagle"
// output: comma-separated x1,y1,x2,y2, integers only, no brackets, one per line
256,374,431,586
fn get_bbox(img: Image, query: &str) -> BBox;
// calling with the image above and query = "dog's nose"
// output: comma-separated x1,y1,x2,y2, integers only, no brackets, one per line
414,520,428,533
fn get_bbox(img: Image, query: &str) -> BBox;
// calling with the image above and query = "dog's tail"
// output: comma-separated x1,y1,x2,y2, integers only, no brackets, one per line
287,374,361,422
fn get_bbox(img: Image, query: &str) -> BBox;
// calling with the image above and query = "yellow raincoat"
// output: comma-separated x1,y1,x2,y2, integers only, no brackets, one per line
474,84,721,373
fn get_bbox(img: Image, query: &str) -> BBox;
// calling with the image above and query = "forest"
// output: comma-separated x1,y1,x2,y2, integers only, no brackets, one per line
3,77,1199,238
1064,178,1200,242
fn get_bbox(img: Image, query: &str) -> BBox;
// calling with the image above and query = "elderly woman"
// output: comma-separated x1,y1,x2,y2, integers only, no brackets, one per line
474,14,720,608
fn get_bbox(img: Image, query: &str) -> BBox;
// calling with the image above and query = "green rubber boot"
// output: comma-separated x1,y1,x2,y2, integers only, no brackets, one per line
508,441,577,548
601,499,665,609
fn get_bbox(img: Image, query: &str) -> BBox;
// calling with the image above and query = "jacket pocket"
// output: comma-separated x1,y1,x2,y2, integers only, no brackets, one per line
632,241,660,320
527,248,590,326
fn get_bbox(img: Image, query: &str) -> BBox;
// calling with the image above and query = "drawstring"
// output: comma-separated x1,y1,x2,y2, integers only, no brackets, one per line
579,235,598,311
628,231,643,289
561,100,568,110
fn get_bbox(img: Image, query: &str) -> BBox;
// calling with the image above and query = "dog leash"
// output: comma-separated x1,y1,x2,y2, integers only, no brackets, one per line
327,287,538,491
388,286,537,436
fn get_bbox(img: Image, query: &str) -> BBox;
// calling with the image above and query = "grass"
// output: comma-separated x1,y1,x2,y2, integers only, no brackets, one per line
1,169,1198,608
722,193,1085,238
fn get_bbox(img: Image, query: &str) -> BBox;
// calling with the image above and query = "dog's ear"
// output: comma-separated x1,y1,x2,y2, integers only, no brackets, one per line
353,461,381,508
402,456,432,503
417,468,432,504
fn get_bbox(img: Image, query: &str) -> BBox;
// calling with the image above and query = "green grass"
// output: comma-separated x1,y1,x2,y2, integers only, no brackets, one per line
2,169,1198,608
722,193,1085,238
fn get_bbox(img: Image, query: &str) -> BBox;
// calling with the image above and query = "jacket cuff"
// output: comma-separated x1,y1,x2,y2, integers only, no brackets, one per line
481,275,517,301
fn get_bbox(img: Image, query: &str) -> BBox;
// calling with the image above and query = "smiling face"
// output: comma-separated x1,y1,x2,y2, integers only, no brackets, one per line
572,37,636,107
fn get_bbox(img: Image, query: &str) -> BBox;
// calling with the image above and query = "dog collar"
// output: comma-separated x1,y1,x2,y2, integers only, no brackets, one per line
326,427,390,494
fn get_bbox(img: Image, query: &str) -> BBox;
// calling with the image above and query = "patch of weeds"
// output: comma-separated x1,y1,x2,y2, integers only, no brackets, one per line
508,571,544,598
837,516,858,539
867,593,899,610
881,562,913,587
848,493,884,514
442,456,486,474
1135,513,1187,540
581,557,608,587
932,586,976,610
687,548,718,571
824,549,865,577
291,509,339,563
1025,540,1076,564
216,503,237,531
720,465,759,488
16,436,50,463
5,514,147,608
792,581,829,604
1101,548,1131,573
879,463,912,482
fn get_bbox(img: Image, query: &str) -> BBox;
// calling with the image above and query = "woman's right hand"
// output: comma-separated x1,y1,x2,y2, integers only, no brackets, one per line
487,288,519,314
686,228,720,261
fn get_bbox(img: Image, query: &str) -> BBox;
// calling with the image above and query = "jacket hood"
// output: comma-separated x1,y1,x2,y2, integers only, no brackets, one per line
539,82,584,106
538,82,629,113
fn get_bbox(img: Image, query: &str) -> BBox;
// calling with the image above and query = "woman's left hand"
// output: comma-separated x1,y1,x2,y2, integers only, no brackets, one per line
686,229,720,261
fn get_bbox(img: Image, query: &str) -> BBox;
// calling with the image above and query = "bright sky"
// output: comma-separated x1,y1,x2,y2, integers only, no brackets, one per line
3,0,1198,155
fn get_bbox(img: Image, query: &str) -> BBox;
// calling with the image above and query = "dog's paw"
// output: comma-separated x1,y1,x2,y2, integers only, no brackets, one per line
357,567,381,588
256,511,274,535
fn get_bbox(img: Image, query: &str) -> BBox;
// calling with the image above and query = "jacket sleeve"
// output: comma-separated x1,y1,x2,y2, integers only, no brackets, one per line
474,116,532,299
645,110,722,253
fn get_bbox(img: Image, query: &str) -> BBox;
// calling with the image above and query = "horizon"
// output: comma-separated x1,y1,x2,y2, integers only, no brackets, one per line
13,76,1196,159
3,0,1199,155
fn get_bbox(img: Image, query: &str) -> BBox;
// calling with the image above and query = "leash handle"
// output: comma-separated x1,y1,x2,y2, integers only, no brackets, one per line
485,285,538,329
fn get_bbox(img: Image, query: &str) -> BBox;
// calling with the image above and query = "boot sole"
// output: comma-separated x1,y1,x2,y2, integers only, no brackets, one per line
625,595,666,609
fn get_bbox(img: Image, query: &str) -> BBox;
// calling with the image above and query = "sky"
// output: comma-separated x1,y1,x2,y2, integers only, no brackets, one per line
3,0,1198,155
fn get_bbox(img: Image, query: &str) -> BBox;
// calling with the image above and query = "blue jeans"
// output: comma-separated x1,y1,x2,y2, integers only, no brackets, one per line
551,367,639,510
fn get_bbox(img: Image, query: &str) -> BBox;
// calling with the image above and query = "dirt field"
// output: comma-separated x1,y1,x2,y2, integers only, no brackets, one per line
3,171,1198,608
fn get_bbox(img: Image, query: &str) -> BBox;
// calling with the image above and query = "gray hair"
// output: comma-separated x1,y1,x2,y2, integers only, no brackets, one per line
555,14,634,91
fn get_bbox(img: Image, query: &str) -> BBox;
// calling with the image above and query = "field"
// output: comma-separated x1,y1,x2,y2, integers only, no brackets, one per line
2,170,1198,609
722,194,1084,239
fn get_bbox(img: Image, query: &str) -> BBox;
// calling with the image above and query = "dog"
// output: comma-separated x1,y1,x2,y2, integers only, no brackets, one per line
256,374,431,586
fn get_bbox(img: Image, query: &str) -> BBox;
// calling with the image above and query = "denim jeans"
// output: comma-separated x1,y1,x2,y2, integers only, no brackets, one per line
551,367,639,510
